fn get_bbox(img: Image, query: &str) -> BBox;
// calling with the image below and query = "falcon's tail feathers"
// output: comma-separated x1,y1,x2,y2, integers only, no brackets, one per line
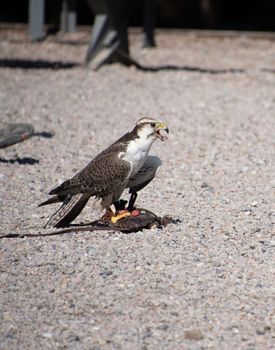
44,193,90,228
38,195,65,207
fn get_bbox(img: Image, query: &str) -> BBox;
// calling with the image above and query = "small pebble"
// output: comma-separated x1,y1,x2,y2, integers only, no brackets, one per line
42,332,53,338
184,329,204,341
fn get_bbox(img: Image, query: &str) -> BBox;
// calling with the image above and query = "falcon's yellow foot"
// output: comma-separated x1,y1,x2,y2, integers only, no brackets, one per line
111,210,131,224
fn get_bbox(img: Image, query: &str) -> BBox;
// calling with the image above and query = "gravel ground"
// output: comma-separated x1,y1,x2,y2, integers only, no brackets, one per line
0,27,274,349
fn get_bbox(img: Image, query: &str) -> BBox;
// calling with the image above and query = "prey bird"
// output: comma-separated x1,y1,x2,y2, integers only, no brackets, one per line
39,118,169,228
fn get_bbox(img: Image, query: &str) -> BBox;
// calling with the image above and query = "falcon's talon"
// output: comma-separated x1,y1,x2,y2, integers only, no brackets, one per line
111,211,131,224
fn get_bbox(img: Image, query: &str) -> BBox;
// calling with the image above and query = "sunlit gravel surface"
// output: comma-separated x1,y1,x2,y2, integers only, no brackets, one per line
0,28,274,349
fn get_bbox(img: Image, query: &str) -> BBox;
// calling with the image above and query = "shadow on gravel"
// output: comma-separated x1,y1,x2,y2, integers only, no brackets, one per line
0,130,53,163
33,131,54,138
0,157,39,165
261,68,275,73
0,58,245,74
0,58,79,69
135,63,246,74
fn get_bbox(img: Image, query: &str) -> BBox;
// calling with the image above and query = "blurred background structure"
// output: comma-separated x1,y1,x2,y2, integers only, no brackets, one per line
1,0,275,32
1,0,275,69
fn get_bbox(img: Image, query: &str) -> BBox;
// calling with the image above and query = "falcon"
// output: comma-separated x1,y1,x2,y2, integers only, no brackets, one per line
39,118,169,228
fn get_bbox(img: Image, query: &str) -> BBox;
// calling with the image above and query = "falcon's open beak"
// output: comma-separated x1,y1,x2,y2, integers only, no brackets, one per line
155,122,169,141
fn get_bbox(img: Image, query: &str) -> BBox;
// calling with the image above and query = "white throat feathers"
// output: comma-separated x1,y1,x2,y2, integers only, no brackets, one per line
121,125,157,176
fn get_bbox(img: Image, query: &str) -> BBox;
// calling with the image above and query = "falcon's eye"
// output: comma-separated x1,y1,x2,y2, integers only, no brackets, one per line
150,123,156,127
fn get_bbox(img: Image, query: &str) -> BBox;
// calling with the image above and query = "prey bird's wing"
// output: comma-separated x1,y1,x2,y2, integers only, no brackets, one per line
127,155,162,193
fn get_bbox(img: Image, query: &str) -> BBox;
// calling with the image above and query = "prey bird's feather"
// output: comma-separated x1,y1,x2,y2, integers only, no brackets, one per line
127,155,162,193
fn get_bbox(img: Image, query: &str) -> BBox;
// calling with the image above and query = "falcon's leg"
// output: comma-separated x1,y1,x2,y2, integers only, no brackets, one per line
128,192,138,211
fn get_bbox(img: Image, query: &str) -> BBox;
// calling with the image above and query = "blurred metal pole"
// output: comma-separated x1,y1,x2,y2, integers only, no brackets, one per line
85,0,142,69
28,0,45,41
61,0,77,33
143,0,157,47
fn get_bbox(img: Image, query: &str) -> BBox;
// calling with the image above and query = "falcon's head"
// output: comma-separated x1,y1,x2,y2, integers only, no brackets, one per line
135,118,169,142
